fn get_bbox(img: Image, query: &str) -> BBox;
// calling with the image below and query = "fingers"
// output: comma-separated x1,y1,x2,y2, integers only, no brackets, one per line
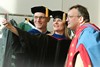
2,19,9,26
2,19,7,25
1,19,13,29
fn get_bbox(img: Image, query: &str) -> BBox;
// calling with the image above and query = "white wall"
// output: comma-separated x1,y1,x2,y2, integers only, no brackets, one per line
98,0,100,28
0,0,100,31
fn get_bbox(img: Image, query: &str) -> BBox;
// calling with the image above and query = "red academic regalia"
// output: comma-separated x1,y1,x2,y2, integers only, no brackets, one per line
65,25,92,67
65,23,100,67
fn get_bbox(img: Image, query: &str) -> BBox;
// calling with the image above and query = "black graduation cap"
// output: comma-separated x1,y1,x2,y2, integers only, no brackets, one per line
52,10,67,22
31,6,52,17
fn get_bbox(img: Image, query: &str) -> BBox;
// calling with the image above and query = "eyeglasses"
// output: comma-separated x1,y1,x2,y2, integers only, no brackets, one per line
67,15,81,18
34,16,46,19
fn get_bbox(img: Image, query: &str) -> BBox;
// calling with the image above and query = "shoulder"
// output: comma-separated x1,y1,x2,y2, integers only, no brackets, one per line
77,25,100,48
81,24,99,36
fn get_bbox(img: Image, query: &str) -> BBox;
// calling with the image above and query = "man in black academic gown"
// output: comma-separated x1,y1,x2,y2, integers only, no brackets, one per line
2,10,71,67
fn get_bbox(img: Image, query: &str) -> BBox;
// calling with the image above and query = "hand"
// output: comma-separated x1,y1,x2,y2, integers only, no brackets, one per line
2,19,13,29
2,18,19,36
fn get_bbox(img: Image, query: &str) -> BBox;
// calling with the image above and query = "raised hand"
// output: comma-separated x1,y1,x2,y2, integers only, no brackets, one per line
2,19,13,29
2,18,19,36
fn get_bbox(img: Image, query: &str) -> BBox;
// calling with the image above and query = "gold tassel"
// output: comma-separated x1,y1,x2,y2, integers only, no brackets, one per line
63,13,66,22
45,7,48,17
26,18,30,22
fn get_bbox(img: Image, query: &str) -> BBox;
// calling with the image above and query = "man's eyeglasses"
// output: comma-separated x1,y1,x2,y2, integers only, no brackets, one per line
34,16,46,19
68,15,81,18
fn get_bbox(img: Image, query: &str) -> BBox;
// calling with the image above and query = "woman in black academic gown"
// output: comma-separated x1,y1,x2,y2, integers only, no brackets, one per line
47,10,72,67
2,11,71,67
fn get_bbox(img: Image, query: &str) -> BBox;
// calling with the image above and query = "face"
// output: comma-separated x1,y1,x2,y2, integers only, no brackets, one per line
34,12,49,29
67,8,81,31
53,18,65,33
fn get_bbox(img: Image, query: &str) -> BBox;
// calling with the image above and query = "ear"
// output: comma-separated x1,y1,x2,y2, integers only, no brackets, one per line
79,16,84,24
79,16,85,26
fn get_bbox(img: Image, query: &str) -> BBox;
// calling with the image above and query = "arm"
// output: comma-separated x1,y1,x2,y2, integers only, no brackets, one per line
2,19,19,36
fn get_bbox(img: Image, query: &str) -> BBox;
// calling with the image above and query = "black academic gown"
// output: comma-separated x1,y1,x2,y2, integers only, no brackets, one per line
3,27,71,67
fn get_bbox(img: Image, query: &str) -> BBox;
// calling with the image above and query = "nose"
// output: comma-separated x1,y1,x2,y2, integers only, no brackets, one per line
36,18,41,22
66,18,69,22
65,18,69,26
